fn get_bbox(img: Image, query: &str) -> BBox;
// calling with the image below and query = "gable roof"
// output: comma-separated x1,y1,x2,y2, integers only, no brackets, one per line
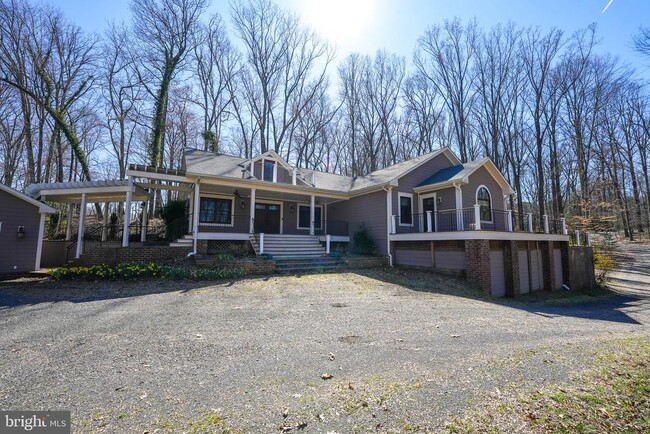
182,147,465,194
0,183,56,214
415,158,514,195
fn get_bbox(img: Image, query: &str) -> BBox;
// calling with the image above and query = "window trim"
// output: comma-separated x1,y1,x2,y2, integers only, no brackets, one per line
475,185,493,223
296,203,324,230
398,192,414,227
198,194,235,227
262,158,277,182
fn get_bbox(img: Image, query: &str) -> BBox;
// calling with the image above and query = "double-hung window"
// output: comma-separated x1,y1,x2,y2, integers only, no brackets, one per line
199,197,233,225
398,193,413,226
298,205,322,230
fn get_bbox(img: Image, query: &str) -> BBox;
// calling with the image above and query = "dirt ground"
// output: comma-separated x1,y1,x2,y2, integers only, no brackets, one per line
0,267,648,433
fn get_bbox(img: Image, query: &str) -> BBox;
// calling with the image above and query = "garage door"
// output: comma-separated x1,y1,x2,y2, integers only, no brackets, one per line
490,250,505,297
395,249,431,267
530,246,543,291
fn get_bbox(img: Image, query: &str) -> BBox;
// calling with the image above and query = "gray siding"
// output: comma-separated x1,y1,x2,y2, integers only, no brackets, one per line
395,249,431,267
461,166,506,212
329,190,388,255
0,189,41,273
392,153,457,215
519,249,530,294
434,250,465,270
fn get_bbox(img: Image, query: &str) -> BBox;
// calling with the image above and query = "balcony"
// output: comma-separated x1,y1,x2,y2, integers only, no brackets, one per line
391,205,569,240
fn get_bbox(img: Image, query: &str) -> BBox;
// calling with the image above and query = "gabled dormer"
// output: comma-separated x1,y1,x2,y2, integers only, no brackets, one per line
248,150,300,185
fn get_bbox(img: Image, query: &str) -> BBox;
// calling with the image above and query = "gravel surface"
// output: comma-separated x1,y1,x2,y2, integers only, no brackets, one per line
0,269,648,433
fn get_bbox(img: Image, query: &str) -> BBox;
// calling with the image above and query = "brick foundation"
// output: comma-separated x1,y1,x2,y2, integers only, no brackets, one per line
465,239,491,294
73,245,192,266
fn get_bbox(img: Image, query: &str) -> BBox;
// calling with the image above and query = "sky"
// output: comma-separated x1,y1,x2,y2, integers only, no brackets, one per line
49,0,650,76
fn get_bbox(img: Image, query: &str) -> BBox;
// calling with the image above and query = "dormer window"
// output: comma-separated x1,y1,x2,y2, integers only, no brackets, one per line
263,159,276,182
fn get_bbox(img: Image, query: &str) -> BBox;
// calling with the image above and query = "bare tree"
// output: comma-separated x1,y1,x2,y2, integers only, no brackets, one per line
129,0,208,167
231,0,334,157
192,13,240,152
415,18,479,162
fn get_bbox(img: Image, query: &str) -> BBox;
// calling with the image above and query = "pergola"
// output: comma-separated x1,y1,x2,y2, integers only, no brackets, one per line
26,180,149,258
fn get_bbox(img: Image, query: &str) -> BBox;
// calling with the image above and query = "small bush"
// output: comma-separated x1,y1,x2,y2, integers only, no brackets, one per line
50,262,244,281
594,252,616,286
350,224,377,255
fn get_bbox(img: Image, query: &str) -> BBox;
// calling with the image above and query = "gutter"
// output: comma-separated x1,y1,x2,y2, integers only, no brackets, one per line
383,186,393,267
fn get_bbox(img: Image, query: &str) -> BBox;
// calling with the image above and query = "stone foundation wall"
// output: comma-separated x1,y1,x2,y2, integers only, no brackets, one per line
195,256,276,275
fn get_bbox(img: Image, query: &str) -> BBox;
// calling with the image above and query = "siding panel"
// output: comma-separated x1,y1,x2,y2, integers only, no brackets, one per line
490,250,505,297
395,249,431,267
329,190,387,255
0,190,41,273
518,249,530,294
435,250,466,270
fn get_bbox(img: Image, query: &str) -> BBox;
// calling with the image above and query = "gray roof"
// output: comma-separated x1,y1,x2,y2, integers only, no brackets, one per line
182,148,448,193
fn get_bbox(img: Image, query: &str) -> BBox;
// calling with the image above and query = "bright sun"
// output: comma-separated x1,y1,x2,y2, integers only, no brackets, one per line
300,0,378,47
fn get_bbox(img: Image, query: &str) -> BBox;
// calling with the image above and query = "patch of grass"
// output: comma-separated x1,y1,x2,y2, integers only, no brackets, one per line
444,336,650,433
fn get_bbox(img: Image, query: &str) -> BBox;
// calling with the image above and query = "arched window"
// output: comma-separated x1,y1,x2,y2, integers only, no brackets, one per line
476,186,492,222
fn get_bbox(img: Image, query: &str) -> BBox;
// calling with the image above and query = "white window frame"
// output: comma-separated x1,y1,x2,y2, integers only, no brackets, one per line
398,192,414,227
198,193,235,227
419,192,437,231
296,203,324,230
475,185,493,223
262,158,277,182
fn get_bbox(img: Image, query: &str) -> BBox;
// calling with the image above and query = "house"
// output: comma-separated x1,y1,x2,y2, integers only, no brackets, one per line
0,183,55,273
25,147,583,295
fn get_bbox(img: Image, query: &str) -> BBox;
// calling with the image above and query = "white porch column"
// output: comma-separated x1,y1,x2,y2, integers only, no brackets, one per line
586,232,592,246
249,188,256,233
326,235,331,254
188,188,194,230
426,210,433,233
259,233,264,254
507,210,513,232
391,215,397,234
65,203,73,240
192,181,200,254
102,202,109,241
454,184,464,230
543,215,549,234
292,168,297,185
35,213,46,270
309,194,315,235
576,230,581,246
561,218,567,235
473,204,482,231
122,178,133,247
76,193,87,258
527,213,533,233
140,202,148,243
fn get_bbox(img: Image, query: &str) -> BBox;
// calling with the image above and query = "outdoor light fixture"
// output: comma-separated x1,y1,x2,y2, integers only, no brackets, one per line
16,226,25,238
289,204,295,213
437,196,442,204
240,199,245,209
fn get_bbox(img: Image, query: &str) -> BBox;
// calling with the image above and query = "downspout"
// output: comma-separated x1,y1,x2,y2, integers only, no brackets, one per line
383,185,393,266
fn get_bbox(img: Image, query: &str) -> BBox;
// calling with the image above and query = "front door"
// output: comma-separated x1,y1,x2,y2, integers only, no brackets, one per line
422,196,436,232
254,203,281,234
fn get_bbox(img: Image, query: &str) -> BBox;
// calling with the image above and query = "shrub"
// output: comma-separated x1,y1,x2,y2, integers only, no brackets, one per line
49,262,244,281
594,252,616,286
350,224,377,255
159,199,189,241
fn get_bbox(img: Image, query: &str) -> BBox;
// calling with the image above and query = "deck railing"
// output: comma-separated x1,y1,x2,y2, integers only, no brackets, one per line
391,209,571,236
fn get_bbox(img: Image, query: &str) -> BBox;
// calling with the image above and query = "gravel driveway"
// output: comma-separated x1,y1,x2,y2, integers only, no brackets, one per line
0,269,648,433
